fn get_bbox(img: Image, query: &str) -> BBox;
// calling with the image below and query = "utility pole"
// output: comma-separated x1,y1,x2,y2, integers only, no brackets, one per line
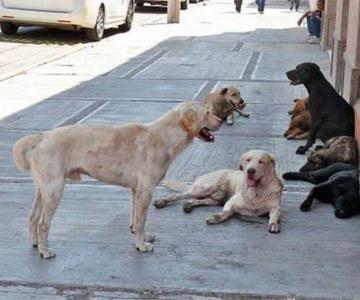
167,0,180,23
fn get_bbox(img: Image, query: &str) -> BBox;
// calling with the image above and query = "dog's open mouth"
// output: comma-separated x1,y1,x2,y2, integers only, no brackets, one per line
246,176,262,187
288,79,301,85
198,127,215,142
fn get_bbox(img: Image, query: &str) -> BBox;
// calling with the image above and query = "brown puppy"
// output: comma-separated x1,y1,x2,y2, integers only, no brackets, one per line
299,136,359,171
284,97,311,140
203,86,249,125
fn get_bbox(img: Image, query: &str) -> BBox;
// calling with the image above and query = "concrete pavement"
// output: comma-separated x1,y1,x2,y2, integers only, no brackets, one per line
1,0,359,299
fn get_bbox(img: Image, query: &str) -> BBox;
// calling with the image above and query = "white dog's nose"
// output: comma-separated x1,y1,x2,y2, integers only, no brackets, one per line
247,168,256,175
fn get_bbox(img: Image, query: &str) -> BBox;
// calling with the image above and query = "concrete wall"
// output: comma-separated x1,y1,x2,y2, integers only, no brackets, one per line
320,0,336,50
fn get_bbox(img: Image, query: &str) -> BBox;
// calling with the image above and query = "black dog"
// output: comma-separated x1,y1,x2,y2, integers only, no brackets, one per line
283,163,360,218
286,63,354,155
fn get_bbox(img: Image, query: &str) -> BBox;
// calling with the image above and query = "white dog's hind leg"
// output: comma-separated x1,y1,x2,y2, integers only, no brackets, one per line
133,189,154,252
183,198,219,213
28,186,42,247
37,178,65,259
153,192,194,209
268,206,281,234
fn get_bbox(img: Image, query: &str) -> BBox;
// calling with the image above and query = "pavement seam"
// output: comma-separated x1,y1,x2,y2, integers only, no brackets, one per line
193,80,218,100
241,51,261,80
57,100,108,127
113,49,169,79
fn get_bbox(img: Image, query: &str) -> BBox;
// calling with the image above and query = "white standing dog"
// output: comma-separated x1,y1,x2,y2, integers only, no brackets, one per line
154,150,283,233
12,102,223,258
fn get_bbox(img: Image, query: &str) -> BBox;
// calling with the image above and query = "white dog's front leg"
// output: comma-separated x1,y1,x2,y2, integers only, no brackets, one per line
133,189,154,252
268,206,281,234
226,112,234,125
129,189,135,232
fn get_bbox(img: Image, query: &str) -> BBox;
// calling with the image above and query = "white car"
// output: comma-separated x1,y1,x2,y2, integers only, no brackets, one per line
0,0,134,41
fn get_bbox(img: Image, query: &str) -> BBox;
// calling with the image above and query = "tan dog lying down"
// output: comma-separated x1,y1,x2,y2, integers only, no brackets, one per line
203,86,249,125
154,150,283,233
13,102,223,258
284,96,310,140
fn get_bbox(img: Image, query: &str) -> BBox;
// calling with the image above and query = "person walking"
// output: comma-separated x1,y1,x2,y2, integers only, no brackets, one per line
256,0,266,14
290,0,300,11
234,0,242,13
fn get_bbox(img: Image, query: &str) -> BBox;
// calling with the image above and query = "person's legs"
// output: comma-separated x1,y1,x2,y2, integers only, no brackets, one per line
234,0,242,12
306,16,321,38
258,0,265,12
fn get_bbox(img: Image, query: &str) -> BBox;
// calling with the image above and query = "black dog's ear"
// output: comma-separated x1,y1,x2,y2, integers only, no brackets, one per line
220,88,228,96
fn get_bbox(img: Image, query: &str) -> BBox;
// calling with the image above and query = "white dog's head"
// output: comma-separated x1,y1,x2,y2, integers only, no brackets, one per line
239,150,276,187
177,102,223,142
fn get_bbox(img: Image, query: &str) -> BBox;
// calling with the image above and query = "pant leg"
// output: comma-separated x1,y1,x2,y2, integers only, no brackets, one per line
306,15,321,37
234,0,242,10
259,0,265,11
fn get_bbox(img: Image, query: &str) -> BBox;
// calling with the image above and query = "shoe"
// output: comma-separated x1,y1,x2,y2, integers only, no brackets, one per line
307,36,320,44
235,7,241,12
290,5,293,10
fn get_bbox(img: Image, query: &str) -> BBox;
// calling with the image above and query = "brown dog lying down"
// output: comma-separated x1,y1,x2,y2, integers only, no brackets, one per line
299,136,359,171
203,86,249,125
284,96,310,140
154,150,283,233
12,102,223,258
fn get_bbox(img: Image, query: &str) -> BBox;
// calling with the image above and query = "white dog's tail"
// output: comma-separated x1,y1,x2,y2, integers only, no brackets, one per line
162,180,187,192
13,133,42,171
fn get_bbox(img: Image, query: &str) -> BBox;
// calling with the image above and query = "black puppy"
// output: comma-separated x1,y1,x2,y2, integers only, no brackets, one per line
283,163,360,218
286,63,354,155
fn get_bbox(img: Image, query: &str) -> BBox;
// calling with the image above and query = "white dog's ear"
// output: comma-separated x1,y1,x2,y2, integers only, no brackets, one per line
180,108,198,137
219,88,228,96
269,153,276,166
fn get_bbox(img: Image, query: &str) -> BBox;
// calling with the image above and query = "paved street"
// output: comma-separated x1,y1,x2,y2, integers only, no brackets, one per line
0,0,359,299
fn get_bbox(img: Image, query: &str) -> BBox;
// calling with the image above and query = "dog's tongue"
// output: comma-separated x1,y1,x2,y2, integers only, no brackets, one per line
247,176,260,187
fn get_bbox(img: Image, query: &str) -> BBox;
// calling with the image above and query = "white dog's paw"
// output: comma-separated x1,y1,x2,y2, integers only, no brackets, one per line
136,242,154,252
226,119,234,126
145,234,155,243
242,112,250,118
39,247,56,259
154,199,167,209
268,223,280,234
206,214,222,225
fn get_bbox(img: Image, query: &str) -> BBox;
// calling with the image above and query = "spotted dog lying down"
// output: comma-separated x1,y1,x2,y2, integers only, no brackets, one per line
154,150,283,233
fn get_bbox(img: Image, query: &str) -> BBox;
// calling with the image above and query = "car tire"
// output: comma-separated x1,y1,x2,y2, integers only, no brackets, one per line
0,22,18,35
190,0,199,3
119,0,134,32
180,0,188,9
136,2,144,7
86,5,105,41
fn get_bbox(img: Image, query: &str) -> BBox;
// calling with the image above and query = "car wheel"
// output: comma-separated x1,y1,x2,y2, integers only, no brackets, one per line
119,0,134,32
136,2,144,7
0,22,19,35
190,0,198,3
180,0,188,9
86,5,105,41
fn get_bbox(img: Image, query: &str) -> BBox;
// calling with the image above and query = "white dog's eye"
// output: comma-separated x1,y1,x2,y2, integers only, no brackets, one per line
259,160,264,164
246,158,251,162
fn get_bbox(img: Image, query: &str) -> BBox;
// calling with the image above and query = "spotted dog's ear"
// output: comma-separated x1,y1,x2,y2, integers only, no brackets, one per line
239,164,243,171
219,88,228,96
180,108,198,137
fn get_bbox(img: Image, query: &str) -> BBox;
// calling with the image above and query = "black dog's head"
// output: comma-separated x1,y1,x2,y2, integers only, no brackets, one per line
334,192,360,219
299,150,326,172
286,62,321,85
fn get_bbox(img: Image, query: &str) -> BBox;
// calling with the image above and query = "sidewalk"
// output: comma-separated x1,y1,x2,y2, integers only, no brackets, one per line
0,1,359,299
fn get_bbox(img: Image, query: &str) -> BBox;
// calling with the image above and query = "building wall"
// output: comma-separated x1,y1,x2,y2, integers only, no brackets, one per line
327,0,360,149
